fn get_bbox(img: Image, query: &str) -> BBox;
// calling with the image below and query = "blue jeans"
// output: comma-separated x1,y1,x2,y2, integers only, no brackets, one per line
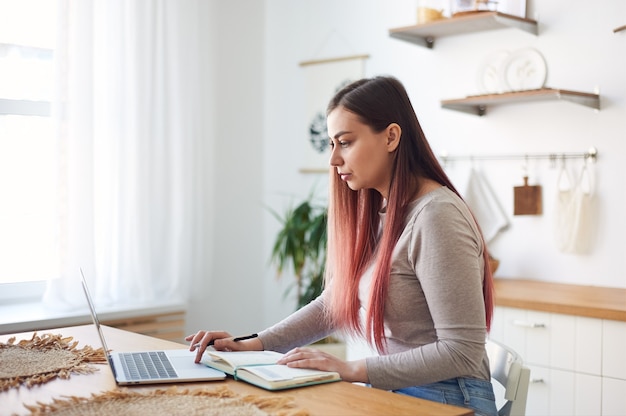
394,377,497,416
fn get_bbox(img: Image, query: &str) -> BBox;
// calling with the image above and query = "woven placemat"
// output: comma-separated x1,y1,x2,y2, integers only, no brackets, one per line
24,385,309,416
0,332,106,391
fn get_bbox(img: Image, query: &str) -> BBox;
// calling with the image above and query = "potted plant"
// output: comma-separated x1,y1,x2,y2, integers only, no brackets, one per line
269,194,327,310
268,195,345,357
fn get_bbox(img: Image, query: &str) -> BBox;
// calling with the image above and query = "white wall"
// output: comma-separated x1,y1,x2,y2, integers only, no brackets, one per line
186,0,267,337
190,0,626,335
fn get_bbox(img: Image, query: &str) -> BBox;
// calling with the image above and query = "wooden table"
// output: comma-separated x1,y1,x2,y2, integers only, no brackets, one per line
1,325,473,415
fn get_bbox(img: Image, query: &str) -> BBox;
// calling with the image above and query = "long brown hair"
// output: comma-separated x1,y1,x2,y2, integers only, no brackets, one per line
324,76,494,352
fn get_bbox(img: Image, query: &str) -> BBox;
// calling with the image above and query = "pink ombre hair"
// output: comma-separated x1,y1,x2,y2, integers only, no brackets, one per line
324,76,494,352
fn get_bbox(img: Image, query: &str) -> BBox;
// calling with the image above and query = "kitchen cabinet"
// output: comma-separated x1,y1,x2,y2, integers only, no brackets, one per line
388,13,601,115
491,307,625,416
491,279,626,416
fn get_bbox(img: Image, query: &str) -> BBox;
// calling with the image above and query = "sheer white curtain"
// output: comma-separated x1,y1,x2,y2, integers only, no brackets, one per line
44,0,214,309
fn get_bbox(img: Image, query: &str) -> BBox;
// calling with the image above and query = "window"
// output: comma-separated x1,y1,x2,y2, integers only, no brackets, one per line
0,0,58,287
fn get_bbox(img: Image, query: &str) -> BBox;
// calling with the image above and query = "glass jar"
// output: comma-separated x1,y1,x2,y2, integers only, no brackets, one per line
417,0,446,24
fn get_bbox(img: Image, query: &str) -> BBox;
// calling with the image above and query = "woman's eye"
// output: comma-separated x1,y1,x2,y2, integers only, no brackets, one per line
329,139,350,149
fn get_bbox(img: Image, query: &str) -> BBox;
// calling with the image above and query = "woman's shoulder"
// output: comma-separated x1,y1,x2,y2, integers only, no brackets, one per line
410,186,463,212
407,186,475,229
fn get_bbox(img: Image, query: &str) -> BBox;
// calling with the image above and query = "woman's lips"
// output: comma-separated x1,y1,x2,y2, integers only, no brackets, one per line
339,173,351,181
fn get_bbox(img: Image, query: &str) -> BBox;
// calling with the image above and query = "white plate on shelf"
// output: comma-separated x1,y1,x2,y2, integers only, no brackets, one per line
496,0,527,18
477,50,510,94
500,47,547,92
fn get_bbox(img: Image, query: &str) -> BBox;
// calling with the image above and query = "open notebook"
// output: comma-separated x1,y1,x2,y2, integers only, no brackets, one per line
80,269,226,385
202,350,341,391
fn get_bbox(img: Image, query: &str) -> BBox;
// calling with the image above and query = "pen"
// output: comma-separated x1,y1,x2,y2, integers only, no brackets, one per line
193,333,258,348
233,333,258,342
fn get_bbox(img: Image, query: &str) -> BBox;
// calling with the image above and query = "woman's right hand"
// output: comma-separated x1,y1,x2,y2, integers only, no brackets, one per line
185,330,263,363
186,330,231,363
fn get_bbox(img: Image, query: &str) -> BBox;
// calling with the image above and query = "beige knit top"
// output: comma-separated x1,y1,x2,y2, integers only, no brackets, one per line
259,186,491,390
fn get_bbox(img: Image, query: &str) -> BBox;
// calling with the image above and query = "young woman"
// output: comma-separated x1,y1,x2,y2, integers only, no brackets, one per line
187,76,497,416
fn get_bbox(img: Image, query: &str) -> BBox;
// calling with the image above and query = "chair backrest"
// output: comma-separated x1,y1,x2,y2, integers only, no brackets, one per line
486,338,531,416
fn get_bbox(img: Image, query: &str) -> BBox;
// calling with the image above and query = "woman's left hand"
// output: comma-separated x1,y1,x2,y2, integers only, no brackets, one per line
277,347,368,383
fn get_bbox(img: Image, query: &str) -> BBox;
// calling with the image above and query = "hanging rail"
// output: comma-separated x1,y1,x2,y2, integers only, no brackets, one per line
439,147,597,165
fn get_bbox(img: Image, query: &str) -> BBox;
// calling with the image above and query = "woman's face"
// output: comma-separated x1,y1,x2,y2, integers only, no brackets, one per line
327,106,400,198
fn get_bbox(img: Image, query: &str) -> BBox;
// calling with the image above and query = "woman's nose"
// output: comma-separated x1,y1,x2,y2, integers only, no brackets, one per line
329,147,342,167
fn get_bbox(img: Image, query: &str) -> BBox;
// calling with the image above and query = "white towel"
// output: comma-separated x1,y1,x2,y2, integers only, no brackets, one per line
464,168,510,243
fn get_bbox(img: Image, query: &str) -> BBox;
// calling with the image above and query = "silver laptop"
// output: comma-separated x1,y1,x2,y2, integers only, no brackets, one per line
80,269,226,385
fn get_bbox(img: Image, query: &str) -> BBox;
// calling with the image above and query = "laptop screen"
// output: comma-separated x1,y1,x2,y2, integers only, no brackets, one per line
80,268,110,355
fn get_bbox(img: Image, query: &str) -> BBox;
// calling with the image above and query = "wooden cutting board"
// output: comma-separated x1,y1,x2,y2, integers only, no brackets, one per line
514,176,542,215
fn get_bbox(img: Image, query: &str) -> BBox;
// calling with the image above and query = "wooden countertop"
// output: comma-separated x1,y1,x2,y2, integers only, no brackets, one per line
494,278,626,322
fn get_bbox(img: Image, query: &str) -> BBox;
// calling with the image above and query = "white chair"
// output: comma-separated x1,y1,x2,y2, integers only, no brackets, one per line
486,338,531,416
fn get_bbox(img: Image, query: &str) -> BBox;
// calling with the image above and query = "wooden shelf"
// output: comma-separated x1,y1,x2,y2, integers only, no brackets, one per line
388,14,601,115
440,88,601,116
389,11,538,49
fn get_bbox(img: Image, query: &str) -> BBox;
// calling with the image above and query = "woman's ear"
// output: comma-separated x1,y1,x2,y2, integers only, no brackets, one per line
386,123,401,152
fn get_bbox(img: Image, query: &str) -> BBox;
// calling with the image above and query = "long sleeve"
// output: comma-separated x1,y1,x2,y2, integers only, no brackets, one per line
257,290,336,353
365,187,490,390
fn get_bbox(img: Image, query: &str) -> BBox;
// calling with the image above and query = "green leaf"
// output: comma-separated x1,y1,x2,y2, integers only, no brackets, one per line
268,193,328,310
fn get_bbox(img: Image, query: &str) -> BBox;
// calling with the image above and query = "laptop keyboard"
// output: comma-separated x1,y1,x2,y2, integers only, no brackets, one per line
120,351,178,380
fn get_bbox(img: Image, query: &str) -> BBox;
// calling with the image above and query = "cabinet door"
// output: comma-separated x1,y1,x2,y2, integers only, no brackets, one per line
603,320,626,380
501,307,530,358
574,373,602,415
575,316,602,375
549,313,575,371
549,314,602,375
602,377,626,416
497,307,603,373
549,368,575,416
501,307,550,366
526,310,551,367
527,368,601,416
526,365,550,416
